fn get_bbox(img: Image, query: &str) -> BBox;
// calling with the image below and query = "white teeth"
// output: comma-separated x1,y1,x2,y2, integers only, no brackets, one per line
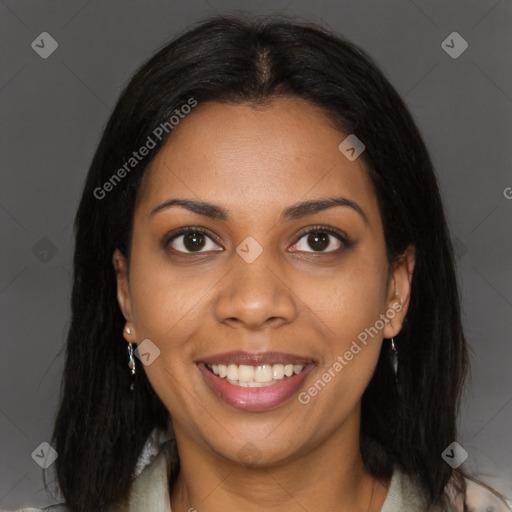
238,364,255,382
272,364,285,379
254,364,273,383
206,362,307,386
226,364,239,380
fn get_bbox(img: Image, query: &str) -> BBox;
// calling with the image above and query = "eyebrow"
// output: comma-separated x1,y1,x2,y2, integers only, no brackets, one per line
149,196,369,225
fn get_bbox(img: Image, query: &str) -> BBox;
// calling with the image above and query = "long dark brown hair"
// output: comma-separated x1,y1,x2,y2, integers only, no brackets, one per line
46,14,469,511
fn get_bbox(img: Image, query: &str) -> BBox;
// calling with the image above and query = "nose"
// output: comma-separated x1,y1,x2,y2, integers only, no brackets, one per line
213,248,298,330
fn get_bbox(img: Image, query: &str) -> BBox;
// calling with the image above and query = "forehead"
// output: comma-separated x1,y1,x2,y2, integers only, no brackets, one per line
136,98,379,228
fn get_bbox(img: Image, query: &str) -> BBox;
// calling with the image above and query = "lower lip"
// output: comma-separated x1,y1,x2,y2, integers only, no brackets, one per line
197,363,314,412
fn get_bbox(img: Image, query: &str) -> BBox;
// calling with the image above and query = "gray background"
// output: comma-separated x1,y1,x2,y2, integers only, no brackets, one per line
1,0,511,508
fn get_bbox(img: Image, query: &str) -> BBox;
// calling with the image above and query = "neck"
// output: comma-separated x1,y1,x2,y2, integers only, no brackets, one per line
169,412,391,512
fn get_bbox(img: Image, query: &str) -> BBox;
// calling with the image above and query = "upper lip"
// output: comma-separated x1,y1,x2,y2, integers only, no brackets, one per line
196,351,315,366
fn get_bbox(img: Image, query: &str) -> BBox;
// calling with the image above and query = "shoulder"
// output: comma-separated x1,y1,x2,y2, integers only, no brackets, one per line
463,474,512,512
2,439,175,512
381,466,436,511
382,466,512,512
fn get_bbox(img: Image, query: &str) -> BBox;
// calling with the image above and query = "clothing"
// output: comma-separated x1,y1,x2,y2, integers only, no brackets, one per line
5,440,512,512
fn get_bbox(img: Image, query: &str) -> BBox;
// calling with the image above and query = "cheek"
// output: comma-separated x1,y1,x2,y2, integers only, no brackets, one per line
128,246,213,338
306,256,388,345
303,251,387,401
125,250,212,398
299,264,387,425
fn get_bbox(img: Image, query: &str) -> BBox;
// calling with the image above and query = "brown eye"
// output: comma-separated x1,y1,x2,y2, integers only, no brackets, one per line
164,227,223,254
290,226,351,253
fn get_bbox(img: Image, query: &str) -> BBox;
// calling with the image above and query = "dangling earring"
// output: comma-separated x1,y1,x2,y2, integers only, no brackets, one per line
390,337,398,379
127,342,136,391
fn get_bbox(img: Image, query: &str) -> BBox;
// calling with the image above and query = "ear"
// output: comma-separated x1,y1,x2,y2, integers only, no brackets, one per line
382,245,416,339
112,248,133,323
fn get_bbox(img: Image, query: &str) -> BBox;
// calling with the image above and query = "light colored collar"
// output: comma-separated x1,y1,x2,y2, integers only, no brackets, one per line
124,447,172,511
380,466,434,512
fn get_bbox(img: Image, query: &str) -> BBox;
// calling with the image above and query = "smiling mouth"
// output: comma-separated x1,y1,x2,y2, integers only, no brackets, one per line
205,363,308,387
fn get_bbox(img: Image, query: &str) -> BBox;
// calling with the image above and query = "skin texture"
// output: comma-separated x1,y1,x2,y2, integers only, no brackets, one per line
113,97,415,512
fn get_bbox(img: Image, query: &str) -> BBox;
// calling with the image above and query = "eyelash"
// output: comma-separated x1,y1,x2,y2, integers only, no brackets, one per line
162,225,352,255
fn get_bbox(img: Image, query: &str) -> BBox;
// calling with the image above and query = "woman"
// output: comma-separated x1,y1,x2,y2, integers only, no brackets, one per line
8,15,511,512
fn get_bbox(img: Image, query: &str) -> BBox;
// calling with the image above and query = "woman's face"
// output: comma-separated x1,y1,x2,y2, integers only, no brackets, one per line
114,97,414,466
